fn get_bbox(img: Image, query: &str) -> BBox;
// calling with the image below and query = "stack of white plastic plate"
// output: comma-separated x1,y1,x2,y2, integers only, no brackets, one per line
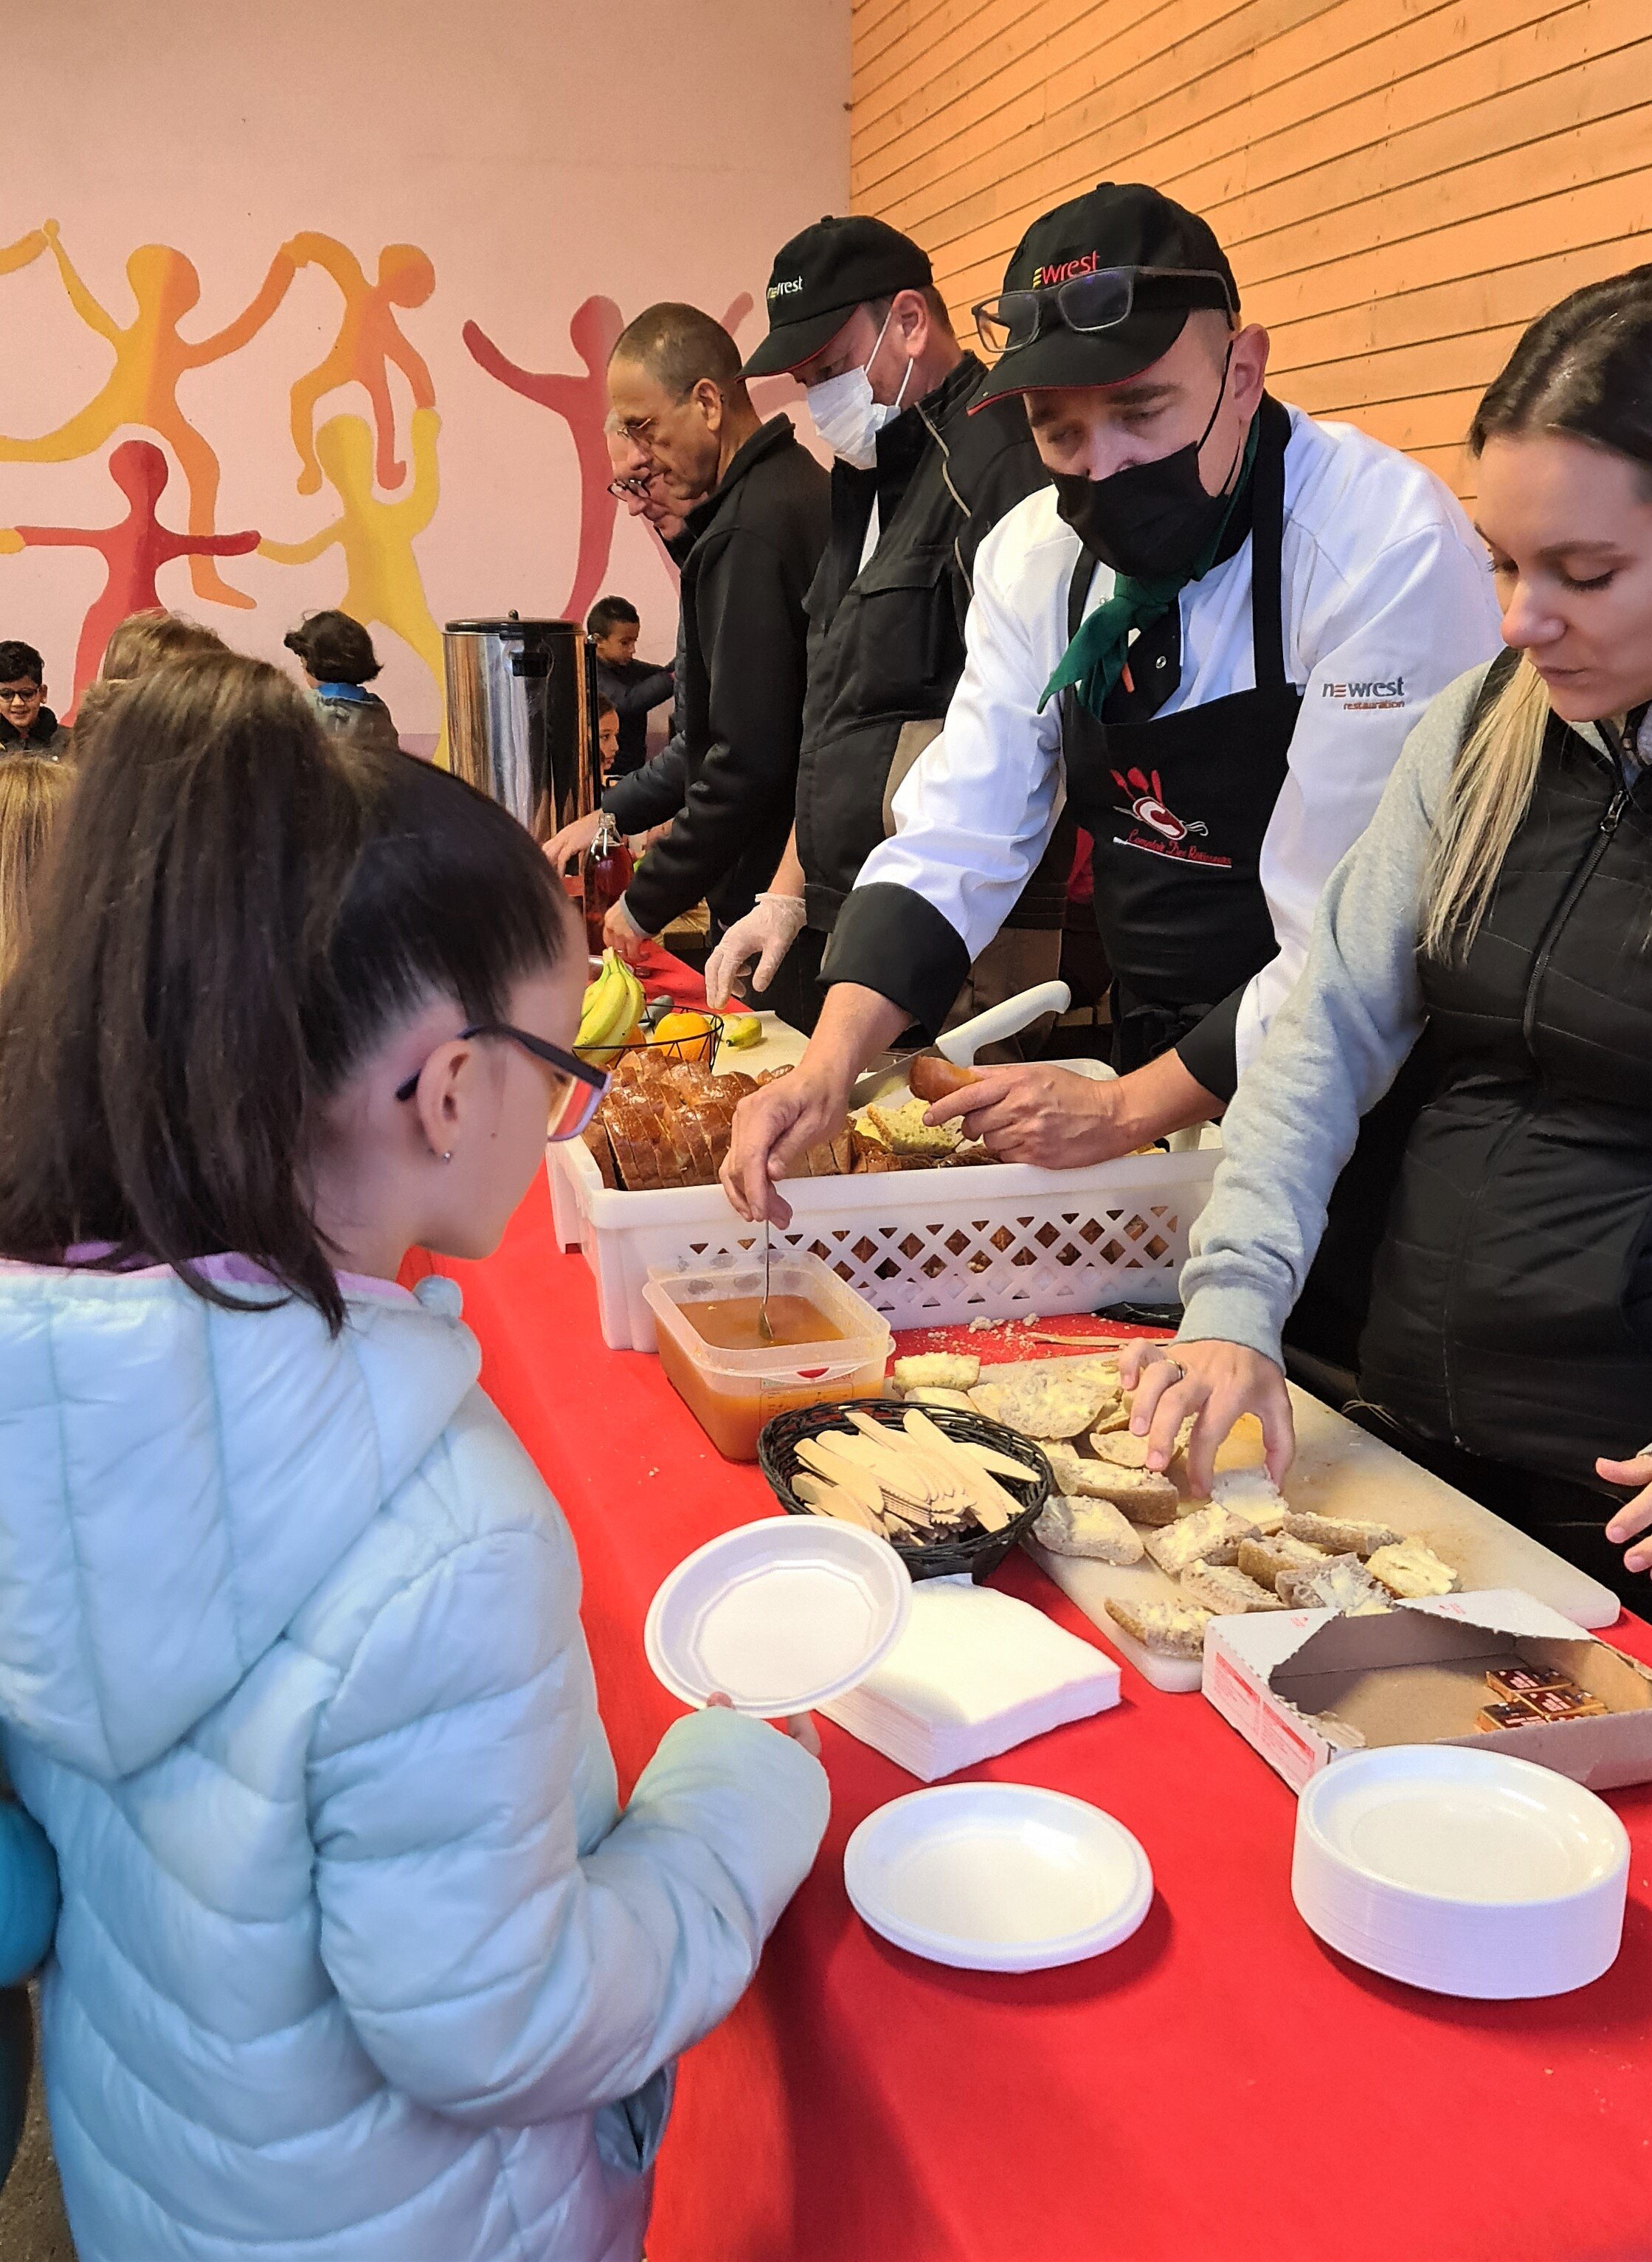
644,1516,910,1717
1293,1746,1629,1999
844,1783,1153,1972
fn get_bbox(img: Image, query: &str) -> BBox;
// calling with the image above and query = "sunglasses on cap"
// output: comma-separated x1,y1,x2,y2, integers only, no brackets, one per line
972,266,1236,357
395,1023,609,1142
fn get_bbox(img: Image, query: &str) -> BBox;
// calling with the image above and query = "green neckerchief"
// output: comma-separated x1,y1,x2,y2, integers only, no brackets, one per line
1038,415,1261,721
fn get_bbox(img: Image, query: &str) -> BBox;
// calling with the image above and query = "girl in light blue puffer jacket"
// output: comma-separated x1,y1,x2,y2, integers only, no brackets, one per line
0,655,829,2262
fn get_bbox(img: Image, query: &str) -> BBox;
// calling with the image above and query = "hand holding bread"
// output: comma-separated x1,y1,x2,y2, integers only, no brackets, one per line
1121,1337,1296,1499
919,1061,1131,1168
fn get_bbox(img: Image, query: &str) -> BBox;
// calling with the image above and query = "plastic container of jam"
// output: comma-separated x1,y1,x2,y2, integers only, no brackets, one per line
643,1253,892,1461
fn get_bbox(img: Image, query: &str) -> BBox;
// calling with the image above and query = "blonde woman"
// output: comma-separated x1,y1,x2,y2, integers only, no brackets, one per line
1124,268,1652,1604
0,754,72,985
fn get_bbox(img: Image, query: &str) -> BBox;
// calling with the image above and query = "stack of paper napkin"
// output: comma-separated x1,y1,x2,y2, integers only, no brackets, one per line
820,1576,1121,1780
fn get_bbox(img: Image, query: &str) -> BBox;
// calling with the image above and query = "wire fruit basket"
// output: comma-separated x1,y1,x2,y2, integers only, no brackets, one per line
580,1013,724,1072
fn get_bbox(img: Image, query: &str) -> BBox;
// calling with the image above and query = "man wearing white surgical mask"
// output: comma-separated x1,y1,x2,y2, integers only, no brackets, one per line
706,215,1062,1044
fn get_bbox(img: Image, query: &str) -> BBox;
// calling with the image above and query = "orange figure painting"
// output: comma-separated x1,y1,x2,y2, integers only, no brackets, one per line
0,440,258,706
0,222,294,608
260,407,447,765
284,234,436,496
463,294,623,627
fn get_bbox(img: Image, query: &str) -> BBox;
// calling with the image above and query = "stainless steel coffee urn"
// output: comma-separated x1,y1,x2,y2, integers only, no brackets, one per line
443,615,599,841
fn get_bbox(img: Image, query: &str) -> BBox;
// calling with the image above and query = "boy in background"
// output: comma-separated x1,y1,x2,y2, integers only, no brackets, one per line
0,642,70,756
587,594,673,776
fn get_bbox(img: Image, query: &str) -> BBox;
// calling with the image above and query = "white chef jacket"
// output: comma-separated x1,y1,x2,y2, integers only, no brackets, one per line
842,402,1503,1080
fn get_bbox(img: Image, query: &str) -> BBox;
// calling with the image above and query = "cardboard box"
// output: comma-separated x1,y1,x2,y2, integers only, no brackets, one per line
1203,1589,1652,1794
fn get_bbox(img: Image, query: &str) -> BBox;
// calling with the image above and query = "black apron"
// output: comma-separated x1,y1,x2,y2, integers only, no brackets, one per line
1060,396,1302,1072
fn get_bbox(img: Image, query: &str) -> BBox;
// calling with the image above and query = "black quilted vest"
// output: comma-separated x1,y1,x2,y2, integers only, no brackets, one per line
1359,662,1652,1488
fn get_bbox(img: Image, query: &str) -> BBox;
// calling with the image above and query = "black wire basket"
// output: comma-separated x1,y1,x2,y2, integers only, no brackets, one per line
757,1399,1052,1583
578,1012,725,1073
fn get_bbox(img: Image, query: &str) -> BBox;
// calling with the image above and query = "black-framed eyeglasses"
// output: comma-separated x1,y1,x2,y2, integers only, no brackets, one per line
606,472,658,500
395,1023,609,1141
972,266,1236,358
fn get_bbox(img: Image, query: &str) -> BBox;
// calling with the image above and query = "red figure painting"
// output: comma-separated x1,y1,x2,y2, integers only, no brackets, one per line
463,294,624,624
10,441,259,706
462,290,778,624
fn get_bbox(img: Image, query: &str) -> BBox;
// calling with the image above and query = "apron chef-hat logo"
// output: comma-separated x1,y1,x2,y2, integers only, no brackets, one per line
1111,765,1207,843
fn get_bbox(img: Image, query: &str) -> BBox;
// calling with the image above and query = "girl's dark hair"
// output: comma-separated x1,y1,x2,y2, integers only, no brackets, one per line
0,652,571,1330
283,608,381,685
1470,266,1652,470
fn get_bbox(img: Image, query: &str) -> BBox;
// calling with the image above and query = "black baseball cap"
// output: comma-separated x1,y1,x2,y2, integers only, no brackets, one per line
743,215,933,377
974,182,1239,405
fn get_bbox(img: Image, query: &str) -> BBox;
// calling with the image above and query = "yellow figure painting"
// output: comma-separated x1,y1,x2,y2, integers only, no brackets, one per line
261,407,448,764
283,234,436,495
0,222,294,607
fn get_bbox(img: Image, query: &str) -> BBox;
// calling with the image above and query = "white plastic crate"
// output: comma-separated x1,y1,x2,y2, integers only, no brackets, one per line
547,1126,1220,1353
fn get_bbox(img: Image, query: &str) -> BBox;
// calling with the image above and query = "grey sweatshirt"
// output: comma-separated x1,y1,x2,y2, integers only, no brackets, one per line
1178,657,1583,1365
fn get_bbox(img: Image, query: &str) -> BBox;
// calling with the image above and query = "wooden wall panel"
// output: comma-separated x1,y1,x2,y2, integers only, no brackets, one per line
851,0,1652,499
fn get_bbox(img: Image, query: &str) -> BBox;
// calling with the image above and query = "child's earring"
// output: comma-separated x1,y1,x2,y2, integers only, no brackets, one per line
442,1150,453,1163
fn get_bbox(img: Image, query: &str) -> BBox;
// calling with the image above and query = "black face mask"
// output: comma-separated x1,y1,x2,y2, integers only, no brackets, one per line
1053,345,1243,582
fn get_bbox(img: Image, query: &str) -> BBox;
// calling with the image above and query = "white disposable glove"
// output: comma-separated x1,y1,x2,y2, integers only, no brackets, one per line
704,892,807,1007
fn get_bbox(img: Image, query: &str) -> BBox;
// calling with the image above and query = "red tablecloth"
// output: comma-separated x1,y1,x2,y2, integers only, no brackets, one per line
412,1180,1652,2262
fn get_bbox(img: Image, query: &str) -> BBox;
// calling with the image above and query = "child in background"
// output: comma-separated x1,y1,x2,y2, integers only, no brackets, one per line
598,695,621,782
283,606,402,756
0,642,70,756
0,755,74,982
0,656,828,2262
587,593,673,776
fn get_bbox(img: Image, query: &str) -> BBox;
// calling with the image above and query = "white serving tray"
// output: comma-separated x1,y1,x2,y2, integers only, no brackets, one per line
1031,1384,1622,1692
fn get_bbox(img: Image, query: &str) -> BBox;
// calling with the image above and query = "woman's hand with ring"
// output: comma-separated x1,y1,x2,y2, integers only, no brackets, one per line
1119,1337,1296,1500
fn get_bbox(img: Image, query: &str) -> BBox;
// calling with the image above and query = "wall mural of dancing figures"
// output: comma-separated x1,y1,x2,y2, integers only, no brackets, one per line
0,216,806,756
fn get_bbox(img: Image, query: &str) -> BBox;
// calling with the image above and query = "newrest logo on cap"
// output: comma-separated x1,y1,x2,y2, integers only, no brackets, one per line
768,276,805,300
1030,249,1101,289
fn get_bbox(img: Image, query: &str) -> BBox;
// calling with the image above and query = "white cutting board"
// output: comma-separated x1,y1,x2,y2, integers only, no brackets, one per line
710,1010,808,1077
1029,1380,1622,1693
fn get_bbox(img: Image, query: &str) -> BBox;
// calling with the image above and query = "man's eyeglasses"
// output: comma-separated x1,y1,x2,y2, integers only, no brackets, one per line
972,266,1236,357
606,472,660,500
395,1022,610,1142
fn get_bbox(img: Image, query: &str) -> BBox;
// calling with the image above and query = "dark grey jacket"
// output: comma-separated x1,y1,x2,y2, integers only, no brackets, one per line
619,418,829,937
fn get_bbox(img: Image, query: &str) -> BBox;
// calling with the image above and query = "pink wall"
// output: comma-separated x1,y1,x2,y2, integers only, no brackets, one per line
0,0,851,748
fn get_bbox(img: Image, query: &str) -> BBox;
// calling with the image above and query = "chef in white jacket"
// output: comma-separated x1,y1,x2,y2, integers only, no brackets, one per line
725,182,1501,1221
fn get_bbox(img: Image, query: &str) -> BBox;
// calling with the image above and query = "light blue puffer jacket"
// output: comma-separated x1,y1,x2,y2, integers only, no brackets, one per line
0,1261,830,2261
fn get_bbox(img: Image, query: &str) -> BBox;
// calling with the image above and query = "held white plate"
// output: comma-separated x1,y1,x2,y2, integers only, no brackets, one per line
1293,1745,1629,1999
645,1516,911,1717
844,1784,1153,1973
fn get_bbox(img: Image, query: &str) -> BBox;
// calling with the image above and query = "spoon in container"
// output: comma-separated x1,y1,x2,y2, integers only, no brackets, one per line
757,1216,775,1342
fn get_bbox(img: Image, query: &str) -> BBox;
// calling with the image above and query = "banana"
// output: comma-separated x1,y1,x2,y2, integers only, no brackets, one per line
576,951,643,1058
576,954,629,1051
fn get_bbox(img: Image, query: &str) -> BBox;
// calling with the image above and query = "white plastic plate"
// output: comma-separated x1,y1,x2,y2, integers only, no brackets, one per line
1293,1745,1629,1999
644,1515,911,1717
844,1783,1154,1972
